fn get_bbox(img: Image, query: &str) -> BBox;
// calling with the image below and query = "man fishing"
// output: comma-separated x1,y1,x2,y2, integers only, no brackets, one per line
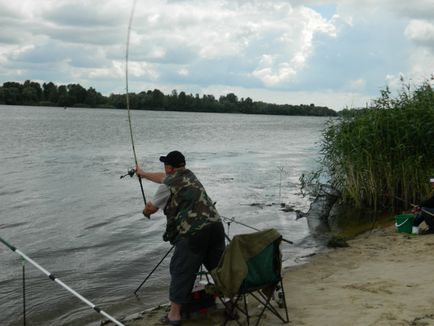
412,177,434,234
135,150,225,325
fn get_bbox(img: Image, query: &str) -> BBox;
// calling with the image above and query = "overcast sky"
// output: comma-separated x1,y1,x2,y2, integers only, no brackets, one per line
1,0,433,110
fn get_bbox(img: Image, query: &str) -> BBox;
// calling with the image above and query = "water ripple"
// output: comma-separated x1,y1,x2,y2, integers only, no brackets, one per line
0,221,29,229
83,212,134,231
0,189,24,196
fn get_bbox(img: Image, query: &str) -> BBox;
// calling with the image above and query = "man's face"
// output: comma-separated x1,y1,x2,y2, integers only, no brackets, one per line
164,164,175,175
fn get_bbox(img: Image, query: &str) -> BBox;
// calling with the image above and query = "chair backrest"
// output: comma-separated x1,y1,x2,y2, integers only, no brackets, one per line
214,231,289,326
243,239,281,288
210,229,282,298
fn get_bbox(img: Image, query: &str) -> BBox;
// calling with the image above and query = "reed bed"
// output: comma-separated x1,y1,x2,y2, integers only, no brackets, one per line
318,80,434,212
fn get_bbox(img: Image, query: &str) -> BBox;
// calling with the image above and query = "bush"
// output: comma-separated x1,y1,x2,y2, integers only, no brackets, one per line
313,79,434,211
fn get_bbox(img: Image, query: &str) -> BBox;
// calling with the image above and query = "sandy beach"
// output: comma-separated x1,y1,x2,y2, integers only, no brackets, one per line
119,223,434,326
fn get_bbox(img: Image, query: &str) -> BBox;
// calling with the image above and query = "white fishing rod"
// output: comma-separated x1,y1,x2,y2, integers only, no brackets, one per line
0,236,125,326
123,0,148,214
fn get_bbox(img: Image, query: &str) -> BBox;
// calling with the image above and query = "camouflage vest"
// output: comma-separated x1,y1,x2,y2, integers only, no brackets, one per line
163,168,220,243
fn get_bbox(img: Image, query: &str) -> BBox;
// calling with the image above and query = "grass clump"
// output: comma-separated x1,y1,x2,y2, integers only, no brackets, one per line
313,78,434,212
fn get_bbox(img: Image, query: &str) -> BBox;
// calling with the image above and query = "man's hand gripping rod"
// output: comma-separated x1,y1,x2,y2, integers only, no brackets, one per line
120,168,150,219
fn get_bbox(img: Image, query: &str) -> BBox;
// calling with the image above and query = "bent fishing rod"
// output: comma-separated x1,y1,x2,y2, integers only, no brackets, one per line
122,0,149,217
0,236,125,326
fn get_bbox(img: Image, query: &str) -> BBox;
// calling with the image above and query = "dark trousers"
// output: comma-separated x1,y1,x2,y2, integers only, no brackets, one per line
169,222,226,304
413,207,434,230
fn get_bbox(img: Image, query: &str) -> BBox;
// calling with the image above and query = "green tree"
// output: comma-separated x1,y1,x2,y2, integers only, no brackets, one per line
109,93,126,109
58,85,68,106
2,87,21,104
23,80,42,102
178,91,187,108
167,89,178,109
67,84,87,105
151,89,165,108
85,87,105,107
43,82,58,103
21,85,38,104
226,93,238,104
0,87,5,104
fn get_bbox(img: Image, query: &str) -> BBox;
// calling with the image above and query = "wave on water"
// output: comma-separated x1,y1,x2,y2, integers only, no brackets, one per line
0,221,29,229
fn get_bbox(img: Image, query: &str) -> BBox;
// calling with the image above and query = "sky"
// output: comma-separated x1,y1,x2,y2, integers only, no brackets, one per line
0,0,433,110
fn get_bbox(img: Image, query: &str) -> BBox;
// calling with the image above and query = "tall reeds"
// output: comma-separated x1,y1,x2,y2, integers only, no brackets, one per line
318,80,434,212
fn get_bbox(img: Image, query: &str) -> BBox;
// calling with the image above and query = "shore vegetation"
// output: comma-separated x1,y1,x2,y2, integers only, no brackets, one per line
0,80,337,117
307,78,434,213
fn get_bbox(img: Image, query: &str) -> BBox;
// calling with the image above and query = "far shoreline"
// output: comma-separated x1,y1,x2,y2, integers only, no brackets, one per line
0,103,338,118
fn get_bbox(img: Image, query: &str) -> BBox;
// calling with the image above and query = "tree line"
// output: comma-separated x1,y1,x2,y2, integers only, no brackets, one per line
0,80,338,117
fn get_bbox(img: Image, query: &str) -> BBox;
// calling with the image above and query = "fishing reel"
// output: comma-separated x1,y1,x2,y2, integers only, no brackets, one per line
120,167,150,219
120,168,136,179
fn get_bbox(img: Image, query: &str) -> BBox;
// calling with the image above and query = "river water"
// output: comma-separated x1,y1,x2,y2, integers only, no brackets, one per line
0,105,330,325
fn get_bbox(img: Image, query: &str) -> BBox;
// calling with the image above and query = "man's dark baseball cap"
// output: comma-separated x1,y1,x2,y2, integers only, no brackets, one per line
159,151,186,168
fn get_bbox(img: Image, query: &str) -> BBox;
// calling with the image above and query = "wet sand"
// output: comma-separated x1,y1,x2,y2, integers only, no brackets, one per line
117,223,434,326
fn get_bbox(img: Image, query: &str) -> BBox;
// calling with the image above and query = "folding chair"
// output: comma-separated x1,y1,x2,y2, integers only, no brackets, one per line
210,229,289,326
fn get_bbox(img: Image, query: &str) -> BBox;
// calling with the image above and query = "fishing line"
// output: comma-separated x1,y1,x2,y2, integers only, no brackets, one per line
124,0,148,210
221,215,293,244
0,237,125,326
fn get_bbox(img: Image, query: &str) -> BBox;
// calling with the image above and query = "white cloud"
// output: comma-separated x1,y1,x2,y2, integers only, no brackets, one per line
385,73,405,91
252,59,297,86
178,67,189,76
147,47,166,60
129,1,338,86
384,1,434,20
9,44,36,60
405,19,434,46
128,61,159,79
408,48,434,82
347,78,366,91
